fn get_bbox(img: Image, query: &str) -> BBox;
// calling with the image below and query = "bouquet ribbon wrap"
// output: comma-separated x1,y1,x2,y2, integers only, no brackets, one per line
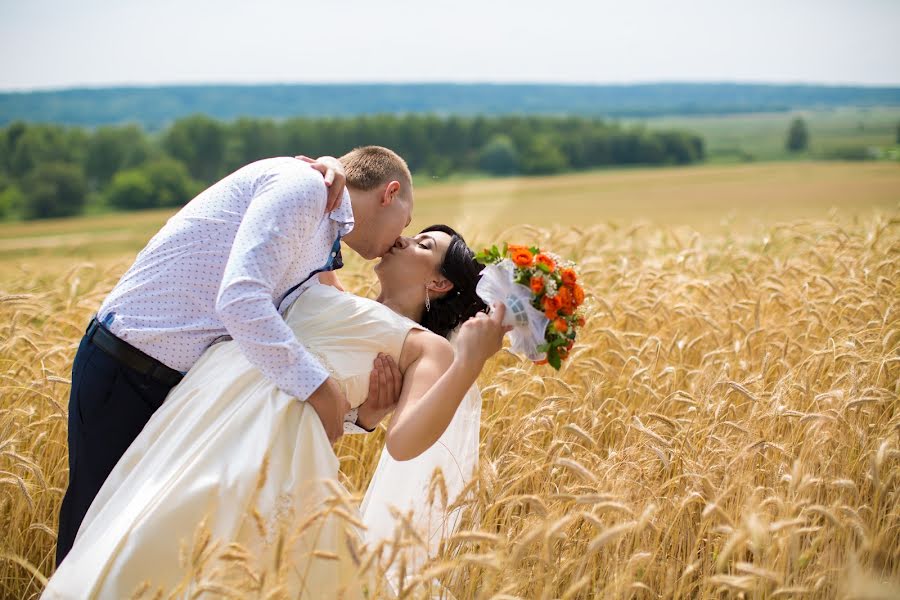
476,260,550,361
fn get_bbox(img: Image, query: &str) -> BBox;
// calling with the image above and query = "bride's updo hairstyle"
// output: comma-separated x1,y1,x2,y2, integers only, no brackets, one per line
419,224,487,338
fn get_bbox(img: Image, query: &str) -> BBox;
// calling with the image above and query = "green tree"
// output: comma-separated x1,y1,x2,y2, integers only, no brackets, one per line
6,124,80,178
84,125,152,187
786,117,809,152
477,135,520,175
142,159,200,207
0,121,27,174
520,135,568,175
105,169,156,211
163,115,226,182
21,162,87,220
223,118,283,172
0,184,25,220
0,174,25,220
106,159,199,211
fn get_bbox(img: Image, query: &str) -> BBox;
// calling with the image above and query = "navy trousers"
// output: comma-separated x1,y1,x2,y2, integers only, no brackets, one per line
55,326,175,566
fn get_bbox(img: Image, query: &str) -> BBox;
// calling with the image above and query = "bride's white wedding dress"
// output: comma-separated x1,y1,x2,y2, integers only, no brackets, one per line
43,282,432,599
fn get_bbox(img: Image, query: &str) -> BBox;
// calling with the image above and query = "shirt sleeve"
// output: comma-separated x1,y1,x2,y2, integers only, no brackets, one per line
215,161,330,401
343,408,376,434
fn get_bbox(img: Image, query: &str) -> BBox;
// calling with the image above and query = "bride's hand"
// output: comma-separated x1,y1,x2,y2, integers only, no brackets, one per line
295,155,346,213
455,303,513,367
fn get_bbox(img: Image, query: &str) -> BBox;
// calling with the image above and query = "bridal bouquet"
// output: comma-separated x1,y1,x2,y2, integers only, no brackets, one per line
475,243,585,369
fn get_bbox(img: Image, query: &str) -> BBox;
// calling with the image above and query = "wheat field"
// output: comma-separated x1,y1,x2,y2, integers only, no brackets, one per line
1,173,899,598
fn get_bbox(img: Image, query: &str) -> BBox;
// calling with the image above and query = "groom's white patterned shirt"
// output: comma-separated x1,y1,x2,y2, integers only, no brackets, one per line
98,157,353,403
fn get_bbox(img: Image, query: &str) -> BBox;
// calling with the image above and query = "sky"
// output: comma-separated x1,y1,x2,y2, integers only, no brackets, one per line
0,0,898,91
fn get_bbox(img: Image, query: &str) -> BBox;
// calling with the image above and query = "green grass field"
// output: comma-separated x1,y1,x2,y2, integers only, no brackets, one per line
639,107,900,162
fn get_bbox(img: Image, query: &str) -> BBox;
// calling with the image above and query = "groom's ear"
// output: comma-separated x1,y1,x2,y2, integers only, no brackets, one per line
380,181,401,206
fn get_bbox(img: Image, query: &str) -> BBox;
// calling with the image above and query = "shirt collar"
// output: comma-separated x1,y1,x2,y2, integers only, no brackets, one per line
329,189,354,237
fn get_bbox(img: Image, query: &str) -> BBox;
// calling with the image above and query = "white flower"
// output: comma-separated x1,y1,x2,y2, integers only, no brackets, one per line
545,277,558,298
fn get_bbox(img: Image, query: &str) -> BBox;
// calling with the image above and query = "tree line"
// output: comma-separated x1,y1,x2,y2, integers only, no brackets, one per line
0,114,704,221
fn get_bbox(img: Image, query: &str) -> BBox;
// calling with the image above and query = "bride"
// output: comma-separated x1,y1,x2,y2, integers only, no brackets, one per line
42,224,508,599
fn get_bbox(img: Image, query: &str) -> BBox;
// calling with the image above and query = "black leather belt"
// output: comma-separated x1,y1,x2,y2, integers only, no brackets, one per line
85,318,184,388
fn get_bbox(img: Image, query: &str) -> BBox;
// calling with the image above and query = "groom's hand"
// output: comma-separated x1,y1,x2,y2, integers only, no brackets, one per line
308,377,351,445
356,353,402,431
295,155,346,213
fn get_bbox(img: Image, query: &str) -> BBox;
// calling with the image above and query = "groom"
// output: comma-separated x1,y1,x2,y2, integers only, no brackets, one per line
56,146,413,565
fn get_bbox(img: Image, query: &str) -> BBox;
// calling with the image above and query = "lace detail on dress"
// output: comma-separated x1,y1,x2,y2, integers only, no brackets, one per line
306,346,351,404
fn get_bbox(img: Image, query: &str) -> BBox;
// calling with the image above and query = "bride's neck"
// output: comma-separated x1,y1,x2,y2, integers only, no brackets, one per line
376,288,424,323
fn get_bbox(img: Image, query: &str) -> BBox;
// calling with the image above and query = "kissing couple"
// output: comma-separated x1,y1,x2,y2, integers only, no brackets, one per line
44,147,512,597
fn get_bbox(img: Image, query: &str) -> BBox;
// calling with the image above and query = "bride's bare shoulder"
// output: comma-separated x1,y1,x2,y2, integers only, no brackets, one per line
398,328,453,372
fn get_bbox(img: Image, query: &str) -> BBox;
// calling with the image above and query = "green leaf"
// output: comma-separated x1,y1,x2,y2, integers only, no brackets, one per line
548,347,561,370
536,342,549,353
536,262,551,274
550,336,568,348
502,241,508,256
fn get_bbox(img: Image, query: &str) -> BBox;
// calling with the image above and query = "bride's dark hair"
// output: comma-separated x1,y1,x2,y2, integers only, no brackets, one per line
419,224,487,338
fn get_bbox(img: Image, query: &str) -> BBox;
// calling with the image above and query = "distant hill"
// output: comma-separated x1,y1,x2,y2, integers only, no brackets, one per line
2,83,899,129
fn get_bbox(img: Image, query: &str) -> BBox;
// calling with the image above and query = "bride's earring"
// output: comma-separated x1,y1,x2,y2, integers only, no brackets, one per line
424,284,431,312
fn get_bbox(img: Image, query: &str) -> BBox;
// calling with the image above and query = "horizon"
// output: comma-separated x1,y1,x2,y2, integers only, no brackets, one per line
4,80,900,95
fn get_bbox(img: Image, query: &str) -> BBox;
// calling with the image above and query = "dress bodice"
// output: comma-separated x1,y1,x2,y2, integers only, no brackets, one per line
284,282,424,409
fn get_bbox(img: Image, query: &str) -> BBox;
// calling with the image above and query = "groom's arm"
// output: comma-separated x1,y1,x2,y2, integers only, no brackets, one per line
216,161,335,403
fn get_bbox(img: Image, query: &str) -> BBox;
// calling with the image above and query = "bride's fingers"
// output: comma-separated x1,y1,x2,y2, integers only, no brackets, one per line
489,302,506,324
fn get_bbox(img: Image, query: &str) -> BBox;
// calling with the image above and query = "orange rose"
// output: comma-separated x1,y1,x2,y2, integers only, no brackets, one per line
542,295,561,319
572,284,585,306
561,268,577,286
530,276,544,294
553,318,568,333
576,316,586,327
535,253,556,271
556,286,574,314
511,248,534,267
507,244,529,254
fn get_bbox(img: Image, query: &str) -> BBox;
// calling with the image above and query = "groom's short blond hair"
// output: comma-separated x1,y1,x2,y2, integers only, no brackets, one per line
340,146,412,195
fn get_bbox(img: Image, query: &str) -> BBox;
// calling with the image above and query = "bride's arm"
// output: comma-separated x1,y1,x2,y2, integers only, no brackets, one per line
385,305,509,461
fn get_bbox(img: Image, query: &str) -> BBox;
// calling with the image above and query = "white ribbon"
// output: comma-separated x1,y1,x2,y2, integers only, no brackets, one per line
476,260,550,361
